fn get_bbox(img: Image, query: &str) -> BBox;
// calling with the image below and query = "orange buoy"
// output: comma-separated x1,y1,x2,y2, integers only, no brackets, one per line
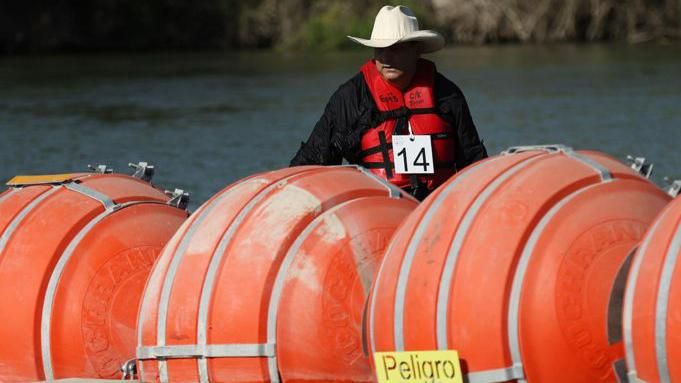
0,168,188,382
367,145,670,383
623,193,681,382
136,166,418,383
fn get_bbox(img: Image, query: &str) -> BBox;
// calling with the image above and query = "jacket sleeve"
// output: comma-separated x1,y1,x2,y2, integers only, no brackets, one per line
435,73,488,170
454,96,488,168
289,90,345,166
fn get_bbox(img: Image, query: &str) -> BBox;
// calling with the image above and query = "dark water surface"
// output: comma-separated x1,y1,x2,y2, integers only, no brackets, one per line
1,44,680,208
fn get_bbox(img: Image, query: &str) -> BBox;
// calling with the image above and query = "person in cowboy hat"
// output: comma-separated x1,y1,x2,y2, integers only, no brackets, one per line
290,5,487,200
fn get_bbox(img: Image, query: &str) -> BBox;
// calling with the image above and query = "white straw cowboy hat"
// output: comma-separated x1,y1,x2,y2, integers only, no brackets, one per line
347,5,445,53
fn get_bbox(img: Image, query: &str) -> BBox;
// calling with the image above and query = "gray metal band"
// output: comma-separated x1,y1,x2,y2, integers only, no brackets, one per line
466,364,525,383
136,202,206,381
563,151,613,181
654,221,681,383
623,210,668,377
261,171,350,382
352,165,404,199
41,199,123,381
507,181,605,383
436,154,545,350
64,182,116,210
502,144,612,181
195,178,279,383
137,343,275,360
627,373,649,383
368,226,398,355
155,189,239,383
392,157,495,351
265,202,339,383
0,187,59,256
501,144,570,155
195,172,320,382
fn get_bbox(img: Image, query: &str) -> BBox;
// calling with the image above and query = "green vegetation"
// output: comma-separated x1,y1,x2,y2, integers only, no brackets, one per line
285,4,372,51
1,0,680,54
437,0,681,43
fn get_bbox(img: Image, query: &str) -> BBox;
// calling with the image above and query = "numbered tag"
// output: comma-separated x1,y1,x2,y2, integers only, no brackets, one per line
392,135,434,174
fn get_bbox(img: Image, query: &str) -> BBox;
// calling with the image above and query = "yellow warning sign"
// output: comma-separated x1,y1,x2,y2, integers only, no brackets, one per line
6,174,77,186
374,350,463,383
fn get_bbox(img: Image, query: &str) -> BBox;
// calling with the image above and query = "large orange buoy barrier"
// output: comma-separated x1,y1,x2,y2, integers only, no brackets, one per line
136,166,417,383
367,145,671,383
0,167,188,382
623,194,681,382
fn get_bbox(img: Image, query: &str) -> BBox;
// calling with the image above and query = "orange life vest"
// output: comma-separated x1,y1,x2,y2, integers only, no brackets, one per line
358,59,457,192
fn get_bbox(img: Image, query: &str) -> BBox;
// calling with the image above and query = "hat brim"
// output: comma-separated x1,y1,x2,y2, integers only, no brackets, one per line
347,30,444,53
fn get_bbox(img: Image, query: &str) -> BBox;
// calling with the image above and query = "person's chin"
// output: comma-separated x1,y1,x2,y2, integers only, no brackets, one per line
382,70,403,81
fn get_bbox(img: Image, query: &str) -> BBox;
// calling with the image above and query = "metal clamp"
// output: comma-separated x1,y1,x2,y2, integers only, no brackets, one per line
664,177,681,198
87,164,113,174
129,161,155,182
501,144,572,155
352,165,404,199
120,359,137,380
626,155,654,179
138,343,275,360
165,188,190,210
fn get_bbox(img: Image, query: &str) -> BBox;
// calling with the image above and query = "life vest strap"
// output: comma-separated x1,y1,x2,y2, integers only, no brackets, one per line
378,131,393,178
357,132,454,159
372,107,438,126
358,161,457,170
358,143,393,158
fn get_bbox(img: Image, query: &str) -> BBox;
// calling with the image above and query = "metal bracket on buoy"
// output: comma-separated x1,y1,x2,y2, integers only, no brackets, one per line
351,165,405,199
501,144,572,155
87,164,113,174
129,161,155,182
120,359,137,380
626,155,654,179
165,188,190,210
664,177,681,198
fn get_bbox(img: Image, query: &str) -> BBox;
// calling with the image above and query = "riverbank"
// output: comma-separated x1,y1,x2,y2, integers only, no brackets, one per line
2,0,680,54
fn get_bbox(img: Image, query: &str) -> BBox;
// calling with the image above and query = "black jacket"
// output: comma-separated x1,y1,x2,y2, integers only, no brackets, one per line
290,70,487,171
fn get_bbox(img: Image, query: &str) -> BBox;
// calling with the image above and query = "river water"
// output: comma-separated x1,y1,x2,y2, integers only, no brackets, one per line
1,44,680,208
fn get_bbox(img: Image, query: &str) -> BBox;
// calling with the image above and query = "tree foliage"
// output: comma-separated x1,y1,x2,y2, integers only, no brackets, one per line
433,0,681,43
1,0,679,54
